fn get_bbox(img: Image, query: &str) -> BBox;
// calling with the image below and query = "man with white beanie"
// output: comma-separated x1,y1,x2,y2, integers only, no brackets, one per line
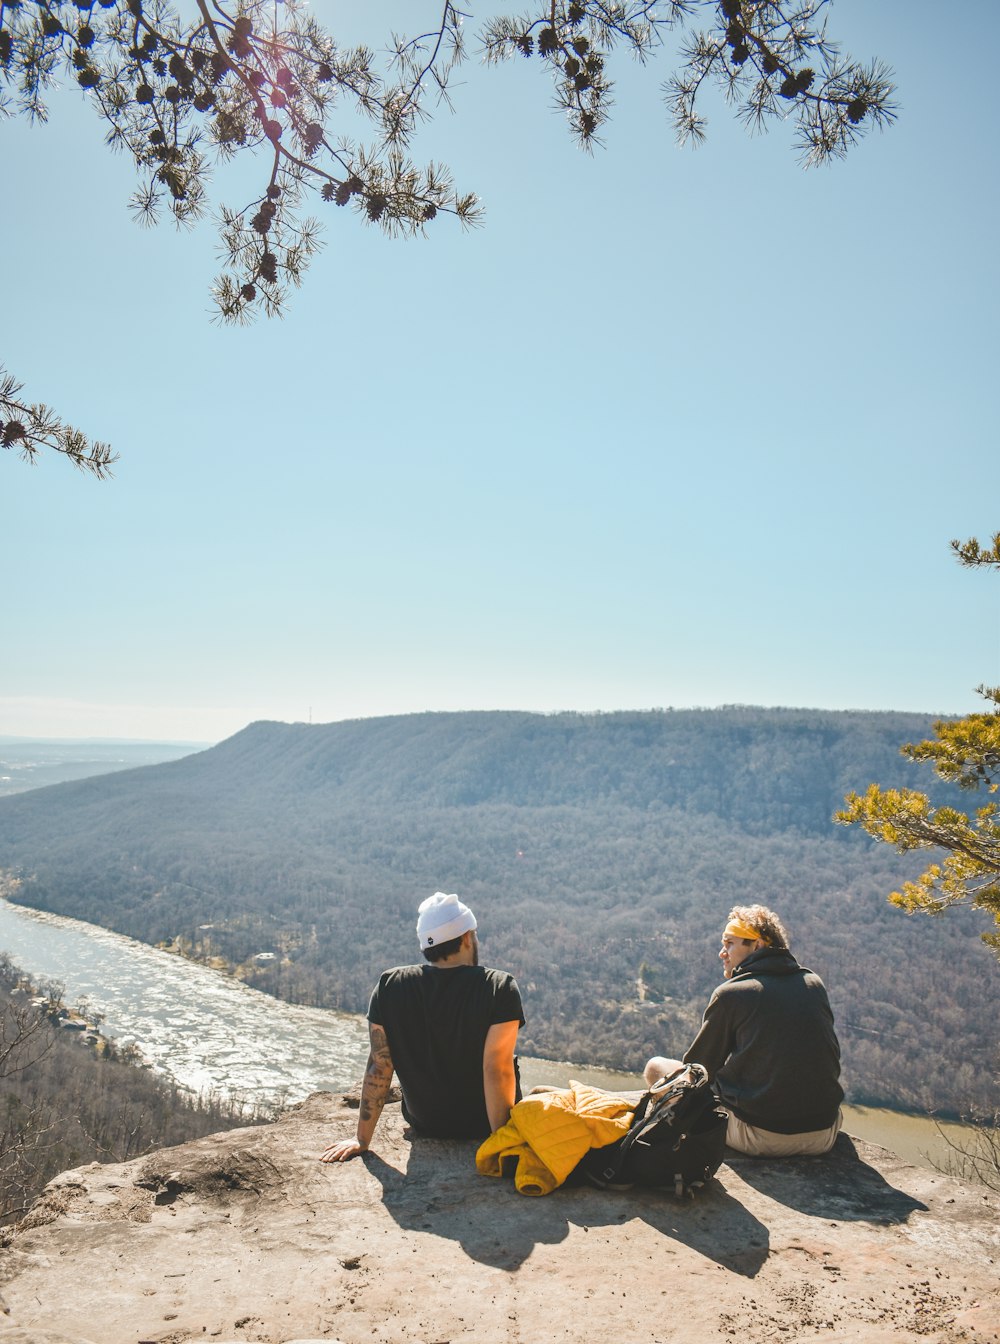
320,892,524,1161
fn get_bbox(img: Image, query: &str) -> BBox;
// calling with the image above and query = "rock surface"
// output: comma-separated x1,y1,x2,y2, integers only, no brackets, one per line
0,1092,997,1344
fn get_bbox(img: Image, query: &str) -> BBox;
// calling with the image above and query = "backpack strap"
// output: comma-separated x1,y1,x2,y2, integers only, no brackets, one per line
588,1063,712,1187
588,1089,654,1186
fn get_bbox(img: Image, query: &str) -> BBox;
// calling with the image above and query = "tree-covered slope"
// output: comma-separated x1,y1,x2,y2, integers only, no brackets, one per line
0,709,995,1115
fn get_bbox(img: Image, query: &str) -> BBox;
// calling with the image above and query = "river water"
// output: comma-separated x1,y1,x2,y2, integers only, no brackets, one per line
0,897,982,1178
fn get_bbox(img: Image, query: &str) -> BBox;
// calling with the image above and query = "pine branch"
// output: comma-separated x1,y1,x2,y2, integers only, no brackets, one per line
1,367,118,479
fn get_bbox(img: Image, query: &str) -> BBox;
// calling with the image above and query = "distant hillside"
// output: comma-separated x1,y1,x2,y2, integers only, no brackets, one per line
0,738,210,797
0,709,996,1115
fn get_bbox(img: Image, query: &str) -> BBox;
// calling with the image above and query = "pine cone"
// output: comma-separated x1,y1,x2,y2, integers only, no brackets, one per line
538,28,559,57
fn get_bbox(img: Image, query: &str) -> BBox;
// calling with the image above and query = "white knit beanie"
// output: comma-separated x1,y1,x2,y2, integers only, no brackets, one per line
417,892,477,950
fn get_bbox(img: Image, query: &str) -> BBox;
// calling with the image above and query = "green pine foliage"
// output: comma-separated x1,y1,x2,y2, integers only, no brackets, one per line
839,535,1000,956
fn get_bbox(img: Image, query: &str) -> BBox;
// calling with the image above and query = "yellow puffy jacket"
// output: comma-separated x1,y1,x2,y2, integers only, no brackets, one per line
476,1083,635,1196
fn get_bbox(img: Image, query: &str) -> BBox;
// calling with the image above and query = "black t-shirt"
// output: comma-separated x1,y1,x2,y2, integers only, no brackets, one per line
367,964,524,1139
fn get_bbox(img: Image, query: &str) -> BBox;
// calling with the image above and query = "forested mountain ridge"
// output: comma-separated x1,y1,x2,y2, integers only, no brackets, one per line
0,707,959,834
0,709,996,1116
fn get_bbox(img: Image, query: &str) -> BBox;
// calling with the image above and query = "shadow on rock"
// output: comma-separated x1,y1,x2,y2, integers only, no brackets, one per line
724,1133,929,1224
365,1140,769,1277
583,1180,771,1279
364,1145,572,1270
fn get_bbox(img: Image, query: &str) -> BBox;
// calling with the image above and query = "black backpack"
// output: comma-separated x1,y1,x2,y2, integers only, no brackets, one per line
576,1064,728,1197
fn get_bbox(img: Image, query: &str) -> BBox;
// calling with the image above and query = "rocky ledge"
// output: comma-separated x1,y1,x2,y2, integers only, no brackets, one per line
0,1092,997,1344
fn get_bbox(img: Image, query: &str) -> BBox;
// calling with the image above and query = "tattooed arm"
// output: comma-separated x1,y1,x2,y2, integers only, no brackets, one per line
319,1022,395,1163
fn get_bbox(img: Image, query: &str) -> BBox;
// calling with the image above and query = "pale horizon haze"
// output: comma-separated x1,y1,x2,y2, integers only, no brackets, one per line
5,0,998,745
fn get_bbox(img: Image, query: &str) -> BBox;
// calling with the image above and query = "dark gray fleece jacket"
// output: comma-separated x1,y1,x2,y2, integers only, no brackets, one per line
683,947,843,1134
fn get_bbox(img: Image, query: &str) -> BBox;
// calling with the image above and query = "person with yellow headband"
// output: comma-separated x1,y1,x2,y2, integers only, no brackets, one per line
643,904,843,1157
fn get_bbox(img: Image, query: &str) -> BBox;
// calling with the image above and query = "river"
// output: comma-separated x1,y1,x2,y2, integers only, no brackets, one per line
0,897,983,1179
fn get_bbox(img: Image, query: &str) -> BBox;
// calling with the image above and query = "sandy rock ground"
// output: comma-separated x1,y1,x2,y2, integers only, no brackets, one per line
0,1092,997,1344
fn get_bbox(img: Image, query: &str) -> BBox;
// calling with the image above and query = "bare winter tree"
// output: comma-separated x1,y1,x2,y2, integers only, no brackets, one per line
0,960,58,1223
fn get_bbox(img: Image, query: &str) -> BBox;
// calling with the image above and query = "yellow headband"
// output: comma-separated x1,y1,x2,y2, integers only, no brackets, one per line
725,921,766,944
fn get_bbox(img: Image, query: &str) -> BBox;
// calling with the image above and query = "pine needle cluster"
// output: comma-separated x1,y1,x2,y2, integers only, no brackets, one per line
1,1,896,471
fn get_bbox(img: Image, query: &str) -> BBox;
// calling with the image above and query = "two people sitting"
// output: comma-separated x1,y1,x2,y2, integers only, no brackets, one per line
319,894,843,1165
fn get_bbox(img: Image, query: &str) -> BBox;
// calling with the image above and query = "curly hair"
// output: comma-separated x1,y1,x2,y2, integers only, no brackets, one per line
727,904,790,951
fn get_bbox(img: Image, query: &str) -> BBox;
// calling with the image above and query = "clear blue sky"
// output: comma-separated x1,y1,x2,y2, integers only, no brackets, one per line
4,0,998,743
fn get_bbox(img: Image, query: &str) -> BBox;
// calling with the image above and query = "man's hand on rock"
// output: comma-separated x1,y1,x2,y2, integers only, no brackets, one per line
319,1138,368,1163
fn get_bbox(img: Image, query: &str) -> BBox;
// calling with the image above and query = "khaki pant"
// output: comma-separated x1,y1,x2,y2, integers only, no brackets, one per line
726,1109,842,1156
